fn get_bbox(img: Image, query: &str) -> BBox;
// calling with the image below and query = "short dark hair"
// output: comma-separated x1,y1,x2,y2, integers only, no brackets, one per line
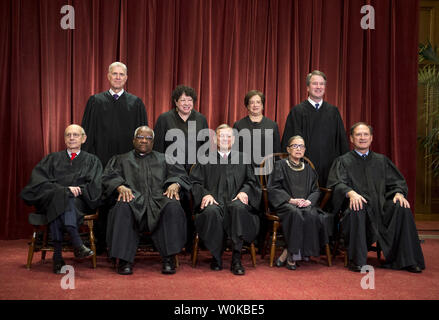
350,122,373,136
306,70,327,86
244,90,265,107
171,85,197,107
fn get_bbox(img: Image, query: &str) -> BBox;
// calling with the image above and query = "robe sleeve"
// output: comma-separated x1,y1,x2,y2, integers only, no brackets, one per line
281,108,302,151
384,157,409,199
81,95,97,154
189,163,210,209
20,155,70,212
307,168,321,206
78,156,103,210
135,97,148,127
238,164,262,211
267,161,291,209
101,155,127,201
335,110,349,155
152,114,167,153
273,123,282,154
327,156,352,213
164,155,192,191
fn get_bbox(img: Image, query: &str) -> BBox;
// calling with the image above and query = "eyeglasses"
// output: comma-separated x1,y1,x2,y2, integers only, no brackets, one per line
288,144,305,150
65,133,83,138
135,135,153,140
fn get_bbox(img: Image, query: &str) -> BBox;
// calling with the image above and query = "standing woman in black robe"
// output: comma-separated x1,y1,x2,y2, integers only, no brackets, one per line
233,90,281,251
153,85,209,172
267,136,328,270
233,90,281,168
153,85,209,251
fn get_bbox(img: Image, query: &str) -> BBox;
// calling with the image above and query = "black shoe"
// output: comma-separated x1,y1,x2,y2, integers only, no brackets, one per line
162,256,176,275
117,260,133,275
53,259,66,274
210,257,223,271
286,260,297,270
230,260,245,275
405,265,422,273
348,263,363,272
275,257,286,268
73,244,94,259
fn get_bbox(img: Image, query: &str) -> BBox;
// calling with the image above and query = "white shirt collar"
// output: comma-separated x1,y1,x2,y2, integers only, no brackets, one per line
308,97,323,109
218,150,231,158
67,150,81,157
354,150,369,157
109,89,124,97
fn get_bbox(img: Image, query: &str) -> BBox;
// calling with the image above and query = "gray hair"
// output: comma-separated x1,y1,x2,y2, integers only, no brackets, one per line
108,62,128,75
306,70,327,86
134,126,154,138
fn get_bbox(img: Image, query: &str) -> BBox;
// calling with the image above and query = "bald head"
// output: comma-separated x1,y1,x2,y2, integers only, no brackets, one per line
64,124,87,152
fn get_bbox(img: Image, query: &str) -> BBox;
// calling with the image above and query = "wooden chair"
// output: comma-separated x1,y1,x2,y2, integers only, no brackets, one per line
259,152,333,267
189,164,257,268
26,211,98,269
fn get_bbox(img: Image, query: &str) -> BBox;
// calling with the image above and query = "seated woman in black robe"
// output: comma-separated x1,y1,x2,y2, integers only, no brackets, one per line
267,135,328,270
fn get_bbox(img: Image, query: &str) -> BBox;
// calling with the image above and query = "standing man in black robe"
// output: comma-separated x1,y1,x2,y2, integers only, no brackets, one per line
21,124,103,274
281,70,349,187
327,122,425,273
103,126,191,275
190,124,261,275
81,61,148,254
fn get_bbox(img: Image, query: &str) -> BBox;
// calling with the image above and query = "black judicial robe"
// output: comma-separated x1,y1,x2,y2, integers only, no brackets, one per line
81,91,148,167
268,159,328,255
281,100,349,187
153,109,208,171
102,150,191,232
327,151,425,269
190,152,261,213
233,116,281,167
20,151,103,223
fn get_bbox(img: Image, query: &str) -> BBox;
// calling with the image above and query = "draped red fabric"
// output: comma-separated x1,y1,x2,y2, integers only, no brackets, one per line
0,0,419,239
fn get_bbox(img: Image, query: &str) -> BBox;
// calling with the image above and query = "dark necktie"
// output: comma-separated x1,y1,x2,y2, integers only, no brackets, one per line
113,93,119,100
315,103,319,110
362,154,367,160
71,153,77,160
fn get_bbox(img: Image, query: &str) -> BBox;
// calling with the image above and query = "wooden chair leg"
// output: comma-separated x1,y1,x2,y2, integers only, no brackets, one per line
41,227,48,262
250,242,257,267
191,232,199,267
325,243,332,267
26,230,37,269
175,255,179,268
260,227,271,259
86,220,97,268
269,221,279,267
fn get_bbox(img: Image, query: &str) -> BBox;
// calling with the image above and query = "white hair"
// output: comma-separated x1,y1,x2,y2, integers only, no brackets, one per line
108,62,127,74
134,126,154,139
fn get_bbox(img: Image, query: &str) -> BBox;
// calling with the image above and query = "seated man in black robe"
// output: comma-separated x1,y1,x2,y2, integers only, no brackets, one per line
327,122,425,273
21,124,103,274
190,124,261,275
103,126,191,275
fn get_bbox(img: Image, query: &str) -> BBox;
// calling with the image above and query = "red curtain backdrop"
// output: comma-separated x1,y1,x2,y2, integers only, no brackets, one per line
0,0,419,239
